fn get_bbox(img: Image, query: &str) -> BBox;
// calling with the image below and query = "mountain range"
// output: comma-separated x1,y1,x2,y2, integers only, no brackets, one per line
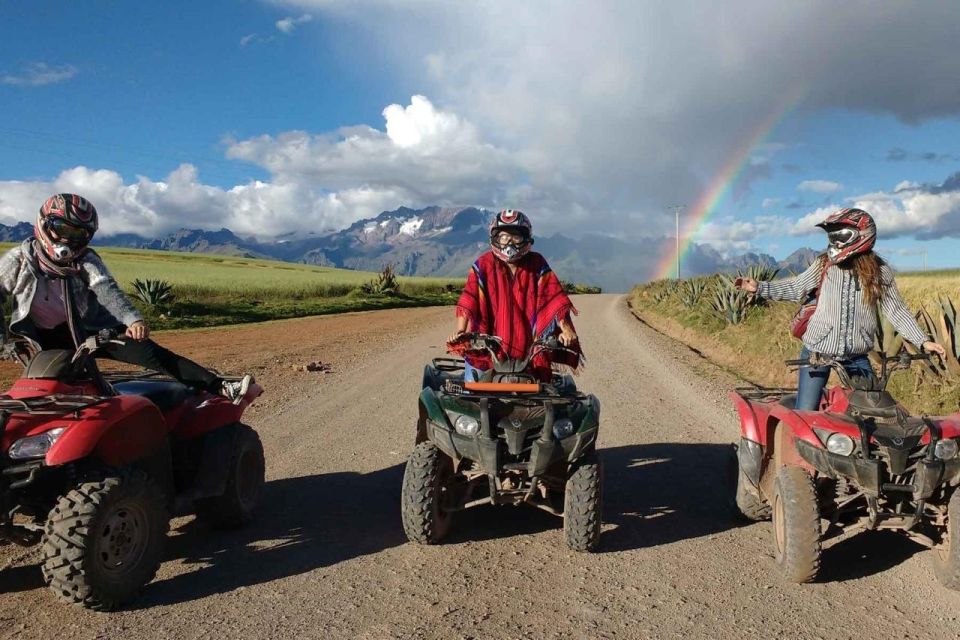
2,207,819,292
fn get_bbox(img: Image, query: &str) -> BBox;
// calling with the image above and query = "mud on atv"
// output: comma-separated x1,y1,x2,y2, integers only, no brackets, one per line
401,333,602,551
730,351,960,587
0,331,264,610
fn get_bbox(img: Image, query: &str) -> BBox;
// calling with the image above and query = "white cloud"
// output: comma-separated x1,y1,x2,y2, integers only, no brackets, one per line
762,198,782,209
276,14,313,34
797,180,843,194
0,96,521,238
1,62,78,87
240,33,257,46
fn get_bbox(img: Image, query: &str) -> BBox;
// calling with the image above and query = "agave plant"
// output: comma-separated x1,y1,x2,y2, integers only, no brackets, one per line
710,281,752,325
678,278,708,308
131,279,174,308
360,264,400,296
917,296,960,377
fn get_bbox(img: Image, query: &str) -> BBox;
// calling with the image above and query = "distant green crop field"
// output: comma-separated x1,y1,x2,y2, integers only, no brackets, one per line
0,242,460,291
0,242,463,328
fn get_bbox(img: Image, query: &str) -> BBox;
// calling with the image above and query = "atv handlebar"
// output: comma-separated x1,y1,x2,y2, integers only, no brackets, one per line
784,351,932,392
447,332,571,373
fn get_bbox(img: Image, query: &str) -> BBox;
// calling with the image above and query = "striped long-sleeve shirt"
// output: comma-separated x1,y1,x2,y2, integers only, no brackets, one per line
757,259,928,357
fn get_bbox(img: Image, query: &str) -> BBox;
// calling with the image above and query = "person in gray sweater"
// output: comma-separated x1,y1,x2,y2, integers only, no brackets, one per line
0,194,252,403
736,207,945,411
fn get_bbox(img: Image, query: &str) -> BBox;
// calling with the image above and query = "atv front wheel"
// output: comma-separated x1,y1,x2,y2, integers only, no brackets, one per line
41,469,168,611
401,442,454,544
564,451,603,552
771,465,821,583
196,423,266,528
931,489,960,589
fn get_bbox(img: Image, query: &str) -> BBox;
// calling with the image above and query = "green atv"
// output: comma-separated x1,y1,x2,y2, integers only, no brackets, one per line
401,333,602,551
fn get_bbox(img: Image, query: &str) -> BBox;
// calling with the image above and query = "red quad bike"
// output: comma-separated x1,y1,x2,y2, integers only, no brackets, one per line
730,351,960,587
0,330,264,610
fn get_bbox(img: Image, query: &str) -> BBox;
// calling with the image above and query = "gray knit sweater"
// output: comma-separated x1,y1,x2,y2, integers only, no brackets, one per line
757,259,928,357
0,240,143,342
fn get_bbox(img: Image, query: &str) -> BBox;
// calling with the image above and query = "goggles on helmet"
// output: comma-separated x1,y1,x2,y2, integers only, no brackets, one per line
827,227,857,247
45,217,92,246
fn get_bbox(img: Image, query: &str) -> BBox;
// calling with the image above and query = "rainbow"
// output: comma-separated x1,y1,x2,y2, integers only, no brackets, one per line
654,89,806,280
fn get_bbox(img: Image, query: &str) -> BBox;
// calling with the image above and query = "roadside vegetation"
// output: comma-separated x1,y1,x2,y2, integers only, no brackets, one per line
631,266,960,415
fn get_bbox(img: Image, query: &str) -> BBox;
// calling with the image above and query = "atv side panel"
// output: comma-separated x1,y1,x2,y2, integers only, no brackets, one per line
46,396,167,467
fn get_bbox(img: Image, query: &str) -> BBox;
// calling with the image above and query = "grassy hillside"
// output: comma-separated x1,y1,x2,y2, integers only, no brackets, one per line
630,269,960,415
0,243,462,329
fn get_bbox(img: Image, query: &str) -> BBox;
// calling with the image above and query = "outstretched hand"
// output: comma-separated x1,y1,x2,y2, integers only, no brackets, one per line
734,277,759,293
447,330,466,344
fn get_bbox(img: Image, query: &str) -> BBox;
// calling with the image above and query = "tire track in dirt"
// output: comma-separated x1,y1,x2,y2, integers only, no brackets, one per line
1,296,959,639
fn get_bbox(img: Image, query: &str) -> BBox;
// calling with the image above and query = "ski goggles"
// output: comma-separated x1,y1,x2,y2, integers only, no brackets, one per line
492,231,530,247
45,217,92,245
827,228,857,246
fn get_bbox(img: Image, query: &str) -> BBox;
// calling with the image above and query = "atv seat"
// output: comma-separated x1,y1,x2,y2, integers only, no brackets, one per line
113,380,192,412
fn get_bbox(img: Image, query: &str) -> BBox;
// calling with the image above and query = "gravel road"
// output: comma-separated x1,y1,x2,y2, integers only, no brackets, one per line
2,294,959,639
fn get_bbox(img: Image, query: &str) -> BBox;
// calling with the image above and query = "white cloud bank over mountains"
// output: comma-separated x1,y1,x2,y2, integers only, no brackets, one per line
4,1,960,247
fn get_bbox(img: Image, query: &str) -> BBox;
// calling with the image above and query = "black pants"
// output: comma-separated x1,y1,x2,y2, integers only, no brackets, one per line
35,325,221,393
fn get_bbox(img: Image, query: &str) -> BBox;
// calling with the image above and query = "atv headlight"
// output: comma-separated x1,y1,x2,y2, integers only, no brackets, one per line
454,415,480,436
9,427,67,460
935,439,959,461
825,433,855,456
552,418,575,439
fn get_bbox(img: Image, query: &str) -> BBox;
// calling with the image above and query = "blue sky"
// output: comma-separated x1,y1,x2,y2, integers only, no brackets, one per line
2,1,960,273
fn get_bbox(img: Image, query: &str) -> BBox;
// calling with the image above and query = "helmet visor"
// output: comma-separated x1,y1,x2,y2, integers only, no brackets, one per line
46,217,91,245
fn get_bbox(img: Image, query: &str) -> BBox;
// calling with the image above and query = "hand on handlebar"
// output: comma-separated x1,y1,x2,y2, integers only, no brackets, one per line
558,328,578,347
126,321,150,341
923,341,946,358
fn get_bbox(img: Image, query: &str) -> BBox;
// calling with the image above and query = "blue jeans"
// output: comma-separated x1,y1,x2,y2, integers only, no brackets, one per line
464,360,482,382
795,347,876,411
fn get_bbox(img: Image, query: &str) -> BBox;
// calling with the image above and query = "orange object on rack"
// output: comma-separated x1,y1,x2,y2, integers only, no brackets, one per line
463,382,540,393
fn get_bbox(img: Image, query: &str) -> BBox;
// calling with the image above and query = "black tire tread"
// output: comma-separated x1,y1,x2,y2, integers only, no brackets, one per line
773,465,821,583
736,469,772,521
195,423,265,528
400,441,451,545
564,452,603,552
932,489,960,589
41,469,168,611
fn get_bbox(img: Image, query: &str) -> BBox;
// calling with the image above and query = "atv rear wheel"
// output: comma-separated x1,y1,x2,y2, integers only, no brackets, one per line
41,469,168,611
771,465,821,583
931,489,960,589
196,423,266,528
401,442,454,544
564,451,603,552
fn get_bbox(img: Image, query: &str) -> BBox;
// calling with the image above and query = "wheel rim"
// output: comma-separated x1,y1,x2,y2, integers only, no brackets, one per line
96,501,151,576
773,492,786,556
236,446,264,510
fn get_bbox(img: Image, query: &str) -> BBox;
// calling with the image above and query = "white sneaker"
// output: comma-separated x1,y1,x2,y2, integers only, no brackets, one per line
221,374,253,405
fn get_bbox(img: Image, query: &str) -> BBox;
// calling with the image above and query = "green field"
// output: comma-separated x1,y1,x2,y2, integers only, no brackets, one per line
0,243,463,329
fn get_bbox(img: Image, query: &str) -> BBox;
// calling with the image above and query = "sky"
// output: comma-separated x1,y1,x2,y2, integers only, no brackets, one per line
2,0,960,273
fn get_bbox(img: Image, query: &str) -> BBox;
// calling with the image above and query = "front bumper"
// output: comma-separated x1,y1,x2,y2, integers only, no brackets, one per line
426,419,598,476
796,439,960,499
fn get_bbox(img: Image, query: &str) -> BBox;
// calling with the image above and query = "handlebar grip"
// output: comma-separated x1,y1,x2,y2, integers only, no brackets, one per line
784,359,811,366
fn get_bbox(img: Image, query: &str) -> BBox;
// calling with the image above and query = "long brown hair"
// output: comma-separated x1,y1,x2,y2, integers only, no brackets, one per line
824,251,887,307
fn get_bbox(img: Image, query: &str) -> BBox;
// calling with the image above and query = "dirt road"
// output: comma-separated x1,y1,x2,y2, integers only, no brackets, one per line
2,295,959,639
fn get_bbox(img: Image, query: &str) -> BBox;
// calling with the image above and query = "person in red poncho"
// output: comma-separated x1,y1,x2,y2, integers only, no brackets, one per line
448,209,583,382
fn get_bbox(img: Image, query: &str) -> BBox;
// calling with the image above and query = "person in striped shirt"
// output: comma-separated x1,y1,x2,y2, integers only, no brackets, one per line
736,208,946,411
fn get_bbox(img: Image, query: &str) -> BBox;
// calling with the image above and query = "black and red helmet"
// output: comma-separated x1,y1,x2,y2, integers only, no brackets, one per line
489,209,533,263
817,207,876,264
35,193,98,264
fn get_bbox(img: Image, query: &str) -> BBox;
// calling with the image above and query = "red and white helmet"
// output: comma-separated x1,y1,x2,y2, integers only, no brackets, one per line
816,207,876,264
489,209,533,263
35,193,98,264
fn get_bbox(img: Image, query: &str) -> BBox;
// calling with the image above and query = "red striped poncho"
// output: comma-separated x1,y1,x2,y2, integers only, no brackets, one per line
451,250,583,378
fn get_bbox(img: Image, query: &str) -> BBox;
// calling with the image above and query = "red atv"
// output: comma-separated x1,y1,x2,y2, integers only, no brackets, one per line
0,330,264,610
730,351,960,587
